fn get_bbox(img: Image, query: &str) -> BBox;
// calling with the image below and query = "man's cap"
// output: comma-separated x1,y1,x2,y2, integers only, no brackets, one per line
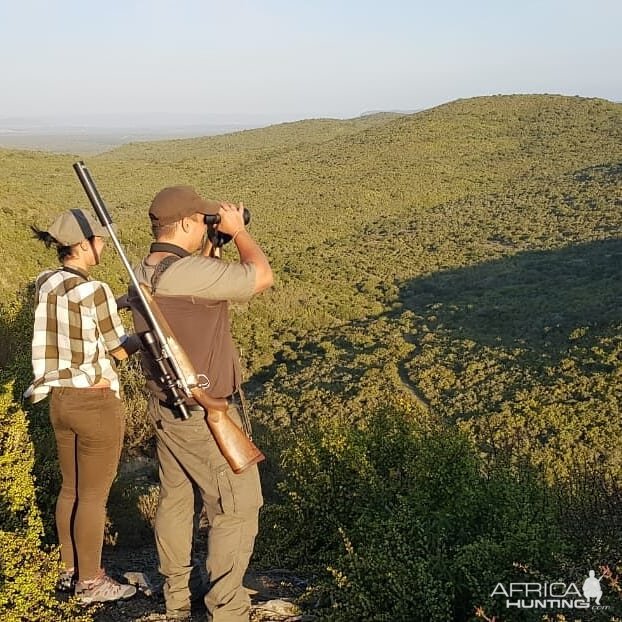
47,209,109,246
149,186,220,227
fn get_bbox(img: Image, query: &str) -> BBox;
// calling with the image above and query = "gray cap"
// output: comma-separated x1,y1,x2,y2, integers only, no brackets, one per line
47,209,109,246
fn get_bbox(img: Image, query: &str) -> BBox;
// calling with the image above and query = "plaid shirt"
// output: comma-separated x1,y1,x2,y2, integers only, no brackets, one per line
24,267,127,403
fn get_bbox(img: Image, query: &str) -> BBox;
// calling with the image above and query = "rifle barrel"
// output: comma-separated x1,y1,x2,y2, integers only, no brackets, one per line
72,161,192,399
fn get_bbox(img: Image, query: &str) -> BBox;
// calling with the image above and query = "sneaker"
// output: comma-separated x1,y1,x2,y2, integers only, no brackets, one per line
75,572,137,604
57,568,75,592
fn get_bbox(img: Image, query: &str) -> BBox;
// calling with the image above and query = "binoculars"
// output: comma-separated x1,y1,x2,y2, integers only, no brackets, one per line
204,208,251,226
205,207,251,247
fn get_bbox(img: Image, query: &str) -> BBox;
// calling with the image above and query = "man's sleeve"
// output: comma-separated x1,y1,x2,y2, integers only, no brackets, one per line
158,256,257,302
93,281,127,353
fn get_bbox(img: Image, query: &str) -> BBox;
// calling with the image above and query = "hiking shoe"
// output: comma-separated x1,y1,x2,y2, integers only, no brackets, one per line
57,568,75,592
75,572,137,604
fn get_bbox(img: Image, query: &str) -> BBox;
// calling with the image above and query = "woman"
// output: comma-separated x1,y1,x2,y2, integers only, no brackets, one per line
24,208,139,604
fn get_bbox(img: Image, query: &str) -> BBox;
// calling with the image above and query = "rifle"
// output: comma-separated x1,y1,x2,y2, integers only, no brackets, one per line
72,161,265,474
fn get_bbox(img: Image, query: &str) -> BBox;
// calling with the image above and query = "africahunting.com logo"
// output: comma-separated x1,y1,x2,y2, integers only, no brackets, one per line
491,569,609,611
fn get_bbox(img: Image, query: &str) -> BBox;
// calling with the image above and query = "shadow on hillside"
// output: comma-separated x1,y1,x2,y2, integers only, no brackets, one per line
246,236,621,441
398,237,622,361
573,161,622,183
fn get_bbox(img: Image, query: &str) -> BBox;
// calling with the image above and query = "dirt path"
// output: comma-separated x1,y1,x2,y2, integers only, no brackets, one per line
88,544,309,622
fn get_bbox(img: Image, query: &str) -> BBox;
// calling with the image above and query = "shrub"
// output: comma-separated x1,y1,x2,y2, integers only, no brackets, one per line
117,356,154,457
0,380,91,622
0,292,61,543
257,402,569,621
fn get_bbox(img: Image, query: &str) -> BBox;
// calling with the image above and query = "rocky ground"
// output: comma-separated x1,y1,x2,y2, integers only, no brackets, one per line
77,542,311,622
65,454,313,621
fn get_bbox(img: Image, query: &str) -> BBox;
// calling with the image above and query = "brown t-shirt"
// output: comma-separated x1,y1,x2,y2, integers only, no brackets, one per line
132,256,256,399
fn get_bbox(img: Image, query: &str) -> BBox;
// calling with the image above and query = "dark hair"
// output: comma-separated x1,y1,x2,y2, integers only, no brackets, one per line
30,225,74,261
151,220,179,240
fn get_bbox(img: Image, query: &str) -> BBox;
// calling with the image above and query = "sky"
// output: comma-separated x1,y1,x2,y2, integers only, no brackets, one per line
1,0,621,125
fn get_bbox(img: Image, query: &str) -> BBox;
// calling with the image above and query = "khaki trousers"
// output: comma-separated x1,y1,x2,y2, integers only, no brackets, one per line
50,387,124,581
149,396,262,622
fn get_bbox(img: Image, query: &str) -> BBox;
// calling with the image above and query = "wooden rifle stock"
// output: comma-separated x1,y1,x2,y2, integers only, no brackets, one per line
191,387,265,474
140,285,265,474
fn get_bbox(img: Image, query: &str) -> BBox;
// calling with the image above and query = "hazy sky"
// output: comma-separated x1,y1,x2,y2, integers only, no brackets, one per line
1,0,621,124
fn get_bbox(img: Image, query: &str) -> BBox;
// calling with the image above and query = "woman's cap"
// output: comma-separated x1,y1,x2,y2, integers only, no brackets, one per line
47,209,110,245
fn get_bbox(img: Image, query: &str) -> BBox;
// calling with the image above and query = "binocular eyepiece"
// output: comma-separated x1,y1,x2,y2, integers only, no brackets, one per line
204,208,251,226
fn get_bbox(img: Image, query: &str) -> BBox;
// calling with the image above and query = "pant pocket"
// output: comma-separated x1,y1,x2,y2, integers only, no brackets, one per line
216,466,236,514
215,464,262,516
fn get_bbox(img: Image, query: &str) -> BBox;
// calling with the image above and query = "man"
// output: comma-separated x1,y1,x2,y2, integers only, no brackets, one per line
130,186,273,622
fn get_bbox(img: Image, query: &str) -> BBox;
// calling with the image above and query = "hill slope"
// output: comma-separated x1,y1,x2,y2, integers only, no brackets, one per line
1,94,621,476
2,94,622,621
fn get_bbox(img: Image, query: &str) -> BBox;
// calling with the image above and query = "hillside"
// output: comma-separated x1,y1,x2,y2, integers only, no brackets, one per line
2,91,621,445
2,92,622,446
1,94,622,620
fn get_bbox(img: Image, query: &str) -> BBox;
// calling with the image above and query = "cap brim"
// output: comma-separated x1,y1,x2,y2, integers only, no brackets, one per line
196,199,221,216
93,222,114,237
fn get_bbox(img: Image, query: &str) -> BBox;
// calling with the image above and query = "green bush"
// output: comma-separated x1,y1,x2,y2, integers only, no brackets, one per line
0,292,61,543
257,402,571,621
116,355,154,457
0,380,91,622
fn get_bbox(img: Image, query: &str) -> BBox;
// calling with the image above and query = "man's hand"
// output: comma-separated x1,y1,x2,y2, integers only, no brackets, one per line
201,199,273,293
216,202,247,237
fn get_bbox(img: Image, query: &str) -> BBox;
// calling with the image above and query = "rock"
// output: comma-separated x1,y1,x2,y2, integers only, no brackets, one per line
252,598,301,620
123,571,158,596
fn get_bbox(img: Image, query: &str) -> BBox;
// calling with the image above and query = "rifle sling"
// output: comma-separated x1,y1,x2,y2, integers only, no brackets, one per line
148,243,189,293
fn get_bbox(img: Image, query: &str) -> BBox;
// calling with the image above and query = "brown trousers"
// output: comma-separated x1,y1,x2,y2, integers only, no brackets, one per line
50,387,124,581
149,396,262,622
